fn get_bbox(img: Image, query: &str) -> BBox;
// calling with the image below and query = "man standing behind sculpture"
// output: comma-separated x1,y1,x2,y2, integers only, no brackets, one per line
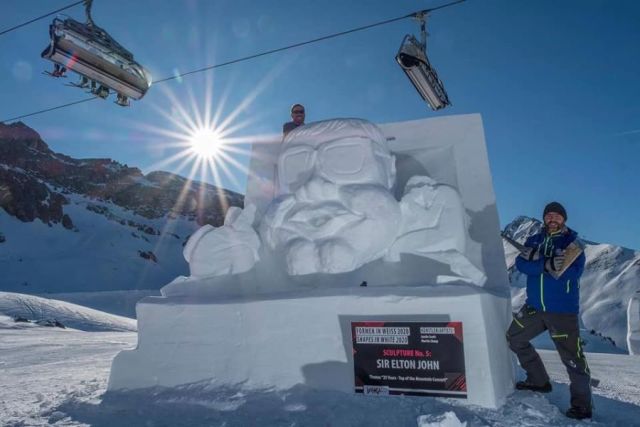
506,202,591,420
283,103,306,137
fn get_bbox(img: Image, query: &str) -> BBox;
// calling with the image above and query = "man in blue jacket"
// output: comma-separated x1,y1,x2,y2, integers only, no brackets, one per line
506,202,591,420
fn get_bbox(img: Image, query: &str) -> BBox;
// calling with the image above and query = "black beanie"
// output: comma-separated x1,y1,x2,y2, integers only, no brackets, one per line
543,201,567,221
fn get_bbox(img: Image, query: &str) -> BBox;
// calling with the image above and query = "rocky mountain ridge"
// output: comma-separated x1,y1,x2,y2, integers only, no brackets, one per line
0,121,243,230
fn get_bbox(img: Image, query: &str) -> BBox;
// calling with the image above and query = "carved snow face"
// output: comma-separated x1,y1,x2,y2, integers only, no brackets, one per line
260,119,401,275
276,118,396,196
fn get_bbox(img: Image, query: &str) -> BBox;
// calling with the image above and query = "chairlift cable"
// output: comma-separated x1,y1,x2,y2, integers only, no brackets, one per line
1,97,97,123
0,0,466,123
0,1,85,37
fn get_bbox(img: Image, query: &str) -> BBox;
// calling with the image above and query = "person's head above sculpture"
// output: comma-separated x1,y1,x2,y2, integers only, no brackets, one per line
290,104,305,126
277,118,396,196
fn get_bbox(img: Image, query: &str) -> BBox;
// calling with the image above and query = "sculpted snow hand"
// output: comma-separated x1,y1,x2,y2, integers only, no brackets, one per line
184,118,484,285
183,205,260,277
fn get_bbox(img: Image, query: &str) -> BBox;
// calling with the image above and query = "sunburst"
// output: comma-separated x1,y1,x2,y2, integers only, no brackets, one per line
129,61,289,228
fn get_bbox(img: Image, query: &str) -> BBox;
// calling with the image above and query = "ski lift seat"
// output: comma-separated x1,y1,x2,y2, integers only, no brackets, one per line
396,33,450,111
42,17,151,103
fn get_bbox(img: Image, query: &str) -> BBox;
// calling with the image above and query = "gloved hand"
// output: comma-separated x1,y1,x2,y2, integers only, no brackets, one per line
545,252,566,272
519,246,540,261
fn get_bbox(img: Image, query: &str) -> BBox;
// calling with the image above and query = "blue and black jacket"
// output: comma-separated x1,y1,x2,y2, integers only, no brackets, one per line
515,227,586,314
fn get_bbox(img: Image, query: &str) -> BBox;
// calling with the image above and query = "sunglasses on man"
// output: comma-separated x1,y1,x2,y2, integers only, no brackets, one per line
292,109,305,114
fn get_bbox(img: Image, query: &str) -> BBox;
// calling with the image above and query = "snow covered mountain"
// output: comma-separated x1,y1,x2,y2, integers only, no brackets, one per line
503,216,640,353
0,121,243,293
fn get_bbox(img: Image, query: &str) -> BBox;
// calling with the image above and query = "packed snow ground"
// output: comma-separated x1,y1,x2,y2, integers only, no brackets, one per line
1,319,638,427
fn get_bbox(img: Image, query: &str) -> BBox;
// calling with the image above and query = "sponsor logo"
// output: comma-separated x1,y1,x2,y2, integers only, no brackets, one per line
363,385,390,396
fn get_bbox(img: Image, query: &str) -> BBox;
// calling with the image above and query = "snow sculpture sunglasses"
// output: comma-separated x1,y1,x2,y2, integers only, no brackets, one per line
277,137,393,194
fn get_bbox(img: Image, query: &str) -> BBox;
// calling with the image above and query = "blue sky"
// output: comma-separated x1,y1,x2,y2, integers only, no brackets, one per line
1,0,639,249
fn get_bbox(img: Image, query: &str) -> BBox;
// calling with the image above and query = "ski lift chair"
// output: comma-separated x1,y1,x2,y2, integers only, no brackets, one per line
41,0,151,106
396,13,450,111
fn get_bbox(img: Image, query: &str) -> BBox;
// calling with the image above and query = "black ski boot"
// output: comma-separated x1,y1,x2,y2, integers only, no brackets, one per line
565,406,592,420
515,379,552,393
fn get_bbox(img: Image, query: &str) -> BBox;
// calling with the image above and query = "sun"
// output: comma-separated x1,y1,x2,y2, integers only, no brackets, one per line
189,127,224,159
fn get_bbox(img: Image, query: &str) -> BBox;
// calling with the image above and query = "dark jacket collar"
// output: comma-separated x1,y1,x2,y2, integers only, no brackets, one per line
543,226,578,244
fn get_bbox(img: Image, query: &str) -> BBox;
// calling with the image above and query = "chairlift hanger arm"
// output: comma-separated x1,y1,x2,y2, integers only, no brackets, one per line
84,0,95,26
412,12,428,49
408,0,466,48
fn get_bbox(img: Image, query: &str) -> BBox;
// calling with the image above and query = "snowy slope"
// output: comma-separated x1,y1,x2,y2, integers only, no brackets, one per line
504,216,640,353
1,325,639,426
581,244,640,350
0,291,136,332
0,192,195,293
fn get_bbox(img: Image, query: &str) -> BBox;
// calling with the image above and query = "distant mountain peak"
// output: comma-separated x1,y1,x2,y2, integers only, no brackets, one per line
502,215,542,243
0,121,48,152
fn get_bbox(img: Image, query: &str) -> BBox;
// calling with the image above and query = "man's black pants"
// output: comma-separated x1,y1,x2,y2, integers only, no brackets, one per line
506,305,592,409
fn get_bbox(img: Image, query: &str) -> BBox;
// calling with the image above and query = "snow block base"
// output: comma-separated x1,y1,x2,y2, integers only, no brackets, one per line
108,286,513,408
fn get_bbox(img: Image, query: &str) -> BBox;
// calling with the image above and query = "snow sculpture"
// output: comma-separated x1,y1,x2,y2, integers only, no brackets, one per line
628,292,640,355
109,114,513,409
184,119,485,285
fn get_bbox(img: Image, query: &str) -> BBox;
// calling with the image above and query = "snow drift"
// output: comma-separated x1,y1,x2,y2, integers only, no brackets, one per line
0,291,136,332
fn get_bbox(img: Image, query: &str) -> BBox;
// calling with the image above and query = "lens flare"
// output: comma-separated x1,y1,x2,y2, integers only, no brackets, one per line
189,127,224,159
